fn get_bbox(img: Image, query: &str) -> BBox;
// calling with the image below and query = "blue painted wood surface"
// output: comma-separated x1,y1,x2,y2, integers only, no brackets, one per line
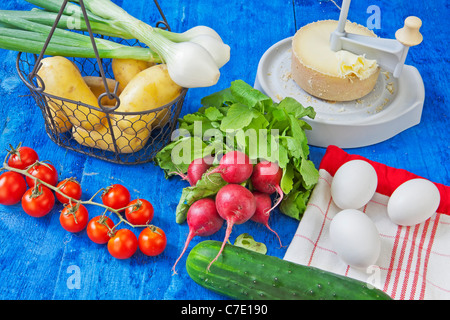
0,0,448,300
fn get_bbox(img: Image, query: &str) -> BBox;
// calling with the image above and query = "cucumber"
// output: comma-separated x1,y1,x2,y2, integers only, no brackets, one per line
186,240,392,300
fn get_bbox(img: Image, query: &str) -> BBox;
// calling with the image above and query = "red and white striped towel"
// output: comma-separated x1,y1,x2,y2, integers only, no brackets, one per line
284,145,450,300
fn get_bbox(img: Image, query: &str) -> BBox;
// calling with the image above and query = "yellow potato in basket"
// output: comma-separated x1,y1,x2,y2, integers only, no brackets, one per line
72,118,151,154
113,64,182,134
37,56,106,131
83,76,121,107
44,100,73,133
112,58,155,92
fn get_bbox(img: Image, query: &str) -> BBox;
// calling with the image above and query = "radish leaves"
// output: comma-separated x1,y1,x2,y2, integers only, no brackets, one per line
156,80,319,221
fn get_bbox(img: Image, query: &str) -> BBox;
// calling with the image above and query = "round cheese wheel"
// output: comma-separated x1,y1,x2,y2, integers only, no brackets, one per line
291,20,380,102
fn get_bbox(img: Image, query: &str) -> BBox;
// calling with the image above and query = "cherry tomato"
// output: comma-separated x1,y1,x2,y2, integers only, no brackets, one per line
7,146,39,170
108,229,138,259
59,203,89,233
101,184,130,211
138,226,167,256
87,215,115,244
21,185,55,218
125,199,154,225
0,171,27,205
26,162,58,188
56,178,82,204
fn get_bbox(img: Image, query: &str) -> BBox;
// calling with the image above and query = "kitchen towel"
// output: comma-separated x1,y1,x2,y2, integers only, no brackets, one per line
284,145,450,300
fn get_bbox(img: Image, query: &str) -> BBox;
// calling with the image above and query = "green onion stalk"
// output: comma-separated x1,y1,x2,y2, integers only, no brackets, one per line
24,0,230,88
4,8,131,39
24,0,134,38
0,11,160,61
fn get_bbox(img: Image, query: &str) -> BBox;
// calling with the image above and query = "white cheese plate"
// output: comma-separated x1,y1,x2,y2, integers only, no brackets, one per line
254,36,425,148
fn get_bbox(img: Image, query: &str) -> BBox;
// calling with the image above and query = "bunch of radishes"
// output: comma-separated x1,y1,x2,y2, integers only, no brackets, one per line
172,150,284,273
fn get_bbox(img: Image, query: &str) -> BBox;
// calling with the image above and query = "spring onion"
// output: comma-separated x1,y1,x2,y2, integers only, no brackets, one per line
26,0,229,88
75,0,224,87
188,35,230,68
152,25,231,67
4,8,131,39
0,0,230,88
24,0,129,37
153,26,224,43
0,31,157,62
0,12,160,61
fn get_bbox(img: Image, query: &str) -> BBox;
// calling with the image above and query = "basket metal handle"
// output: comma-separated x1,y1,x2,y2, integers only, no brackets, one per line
153,0,171,31
27,0,171,111
27,0,69,93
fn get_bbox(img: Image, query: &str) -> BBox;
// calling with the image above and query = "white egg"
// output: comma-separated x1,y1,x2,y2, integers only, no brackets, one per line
387,178,441,226
331,160,378,210
329,209,381,269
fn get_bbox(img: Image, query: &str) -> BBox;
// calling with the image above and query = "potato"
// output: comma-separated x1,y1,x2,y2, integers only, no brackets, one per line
114,64,182,134
72,118,151,154
152,107,171,130
45,101,72,133
112,58,155,92
37,56,106,130
83,76,121,107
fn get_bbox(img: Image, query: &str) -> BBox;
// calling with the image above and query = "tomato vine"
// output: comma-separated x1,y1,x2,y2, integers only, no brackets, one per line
0,143,167,259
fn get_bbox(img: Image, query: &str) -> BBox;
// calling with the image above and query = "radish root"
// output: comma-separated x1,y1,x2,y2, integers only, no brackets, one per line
270,184,284,213
207,220,234,271
264,222,283,248
169,171,191,185
172,230,195,275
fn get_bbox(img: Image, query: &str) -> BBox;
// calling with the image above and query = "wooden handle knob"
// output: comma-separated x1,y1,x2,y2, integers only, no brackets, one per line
395,16,423,47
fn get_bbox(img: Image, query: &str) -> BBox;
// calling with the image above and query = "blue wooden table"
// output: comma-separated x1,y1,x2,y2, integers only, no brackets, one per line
0,0,448,301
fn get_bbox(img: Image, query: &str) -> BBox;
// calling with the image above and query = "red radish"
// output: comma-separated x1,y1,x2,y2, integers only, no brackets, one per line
171,155,214,186
186,155,214,185
208,150,253,184
251,191,283,247
207,184,257,270
172,198,223,274
251,161,284,209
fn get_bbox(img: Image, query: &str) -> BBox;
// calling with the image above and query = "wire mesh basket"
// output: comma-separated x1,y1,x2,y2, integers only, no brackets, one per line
15,0,186,165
